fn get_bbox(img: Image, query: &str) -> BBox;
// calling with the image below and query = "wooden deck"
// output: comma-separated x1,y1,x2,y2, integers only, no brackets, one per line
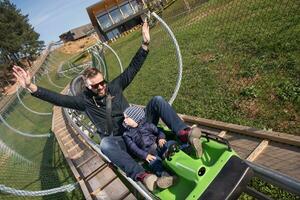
52,106,137,200
180,114,300,181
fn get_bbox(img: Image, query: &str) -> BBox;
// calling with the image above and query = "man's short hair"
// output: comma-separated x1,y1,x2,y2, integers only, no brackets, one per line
83,67,102,79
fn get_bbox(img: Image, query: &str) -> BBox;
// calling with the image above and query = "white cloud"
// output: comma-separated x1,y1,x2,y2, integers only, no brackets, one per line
31,0,79,27
32,13,52,27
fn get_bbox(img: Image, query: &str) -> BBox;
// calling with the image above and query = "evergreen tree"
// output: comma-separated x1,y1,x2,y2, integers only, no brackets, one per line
0,0,44,92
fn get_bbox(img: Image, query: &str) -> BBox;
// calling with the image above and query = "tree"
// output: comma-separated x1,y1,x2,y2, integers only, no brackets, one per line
0,0,44,92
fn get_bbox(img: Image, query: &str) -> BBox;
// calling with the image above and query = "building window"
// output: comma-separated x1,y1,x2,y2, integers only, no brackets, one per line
97,14,112,29
130,0,139,13
120,3,134,18
110,9,123,24
106,28,120,40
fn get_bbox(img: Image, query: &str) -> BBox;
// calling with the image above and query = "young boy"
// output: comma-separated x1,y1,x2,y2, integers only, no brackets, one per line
123,105,178,190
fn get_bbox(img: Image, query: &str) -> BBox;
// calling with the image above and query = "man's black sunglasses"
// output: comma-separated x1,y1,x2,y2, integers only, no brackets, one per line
90,80,107,89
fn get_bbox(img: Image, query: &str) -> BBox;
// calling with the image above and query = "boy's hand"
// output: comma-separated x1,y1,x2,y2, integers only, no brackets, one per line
146,154,156,163
158,139,166,147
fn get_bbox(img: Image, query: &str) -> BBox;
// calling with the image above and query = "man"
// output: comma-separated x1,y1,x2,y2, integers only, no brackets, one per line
13,22,202,192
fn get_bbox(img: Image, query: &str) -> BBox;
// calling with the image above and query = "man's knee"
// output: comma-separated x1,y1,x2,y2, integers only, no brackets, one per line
99,137,113,153
151,96,165,105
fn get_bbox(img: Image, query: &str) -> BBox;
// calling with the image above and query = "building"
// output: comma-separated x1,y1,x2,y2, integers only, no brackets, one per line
86,0,147,42
59,23,94,42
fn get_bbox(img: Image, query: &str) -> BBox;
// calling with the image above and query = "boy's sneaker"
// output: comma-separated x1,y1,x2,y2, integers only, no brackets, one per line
143,174,158,191
188,126,203,158
157,175,177,189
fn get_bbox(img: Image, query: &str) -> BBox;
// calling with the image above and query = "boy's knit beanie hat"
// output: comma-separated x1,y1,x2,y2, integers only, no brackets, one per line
124,106,145,124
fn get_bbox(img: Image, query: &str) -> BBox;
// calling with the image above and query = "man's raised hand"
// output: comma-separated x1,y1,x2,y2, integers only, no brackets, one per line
142,20,150,46
12,65,32,88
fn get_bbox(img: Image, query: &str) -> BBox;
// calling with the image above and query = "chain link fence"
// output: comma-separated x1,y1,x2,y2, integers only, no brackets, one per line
0,45,85,199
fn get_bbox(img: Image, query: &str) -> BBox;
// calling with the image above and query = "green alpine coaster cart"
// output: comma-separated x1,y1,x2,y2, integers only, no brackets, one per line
149,125,254,200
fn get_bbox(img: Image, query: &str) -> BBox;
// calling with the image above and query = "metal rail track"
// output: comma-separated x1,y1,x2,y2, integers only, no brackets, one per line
52,105,138,200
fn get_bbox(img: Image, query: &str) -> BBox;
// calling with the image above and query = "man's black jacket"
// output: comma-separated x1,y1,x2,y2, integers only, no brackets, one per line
32,47,148,137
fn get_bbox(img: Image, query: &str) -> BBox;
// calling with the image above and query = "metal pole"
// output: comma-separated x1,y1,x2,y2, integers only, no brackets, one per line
244,186,274,200
245,161,300,196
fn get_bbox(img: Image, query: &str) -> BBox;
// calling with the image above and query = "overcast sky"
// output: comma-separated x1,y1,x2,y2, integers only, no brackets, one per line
11,0,101,44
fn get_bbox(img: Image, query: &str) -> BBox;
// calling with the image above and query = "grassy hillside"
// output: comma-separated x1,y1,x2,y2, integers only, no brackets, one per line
106,0,299,135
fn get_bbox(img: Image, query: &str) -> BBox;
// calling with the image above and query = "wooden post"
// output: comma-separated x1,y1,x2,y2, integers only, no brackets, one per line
247,140,269,162
218,130,227,138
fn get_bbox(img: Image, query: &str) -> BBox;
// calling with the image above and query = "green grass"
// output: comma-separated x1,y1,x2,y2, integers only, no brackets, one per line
106,0,299,135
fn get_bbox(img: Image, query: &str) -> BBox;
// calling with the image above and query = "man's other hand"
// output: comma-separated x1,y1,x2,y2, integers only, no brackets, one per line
13,65,31,88
13,65,37,92
158,139,166,148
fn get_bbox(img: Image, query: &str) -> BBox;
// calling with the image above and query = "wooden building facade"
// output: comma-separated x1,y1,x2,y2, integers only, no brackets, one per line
86,0,147,41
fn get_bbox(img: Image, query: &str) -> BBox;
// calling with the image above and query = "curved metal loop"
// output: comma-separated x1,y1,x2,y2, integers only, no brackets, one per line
0,115,51,138
0,182,78,196
60,71,73,79
45,58,59,73
151,12,183,105
41,60,65,89
16,86,52,116
46,72,65,89
93,39,124,73
67,62,82,73
43,63,65,89
58,70,73,79
32,76,36,84
0,139,33,164
90,48,107,78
